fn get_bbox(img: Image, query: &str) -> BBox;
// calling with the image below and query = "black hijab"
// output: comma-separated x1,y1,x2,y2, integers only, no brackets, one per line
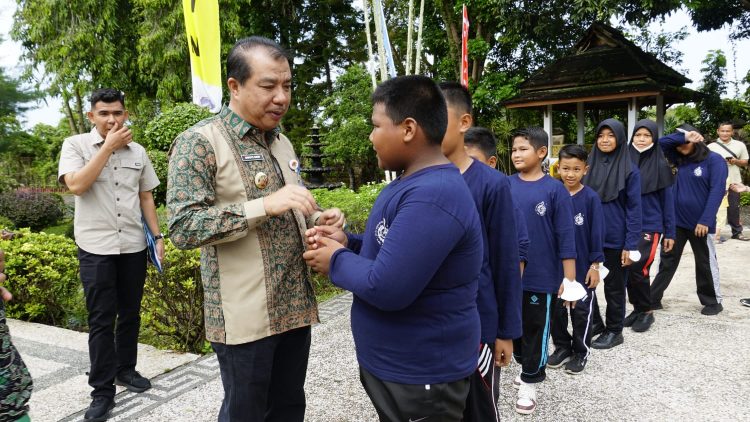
583,118,632,203
628,119,674,194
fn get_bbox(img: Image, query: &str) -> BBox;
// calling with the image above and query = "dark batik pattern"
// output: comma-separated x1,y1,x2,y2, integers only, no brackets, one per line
0,301,32,420
200,245,224,343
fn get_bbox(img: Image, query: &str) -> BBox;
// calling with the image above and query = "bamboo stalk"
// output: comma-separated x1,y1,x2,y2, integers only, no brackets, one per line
406,0,414,75
362,0,377,89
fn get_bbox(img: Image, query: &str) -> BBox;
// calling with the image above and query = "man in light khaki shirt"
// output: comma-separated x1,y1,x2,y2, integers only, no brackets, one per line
58,88,163,422
708,121,749,241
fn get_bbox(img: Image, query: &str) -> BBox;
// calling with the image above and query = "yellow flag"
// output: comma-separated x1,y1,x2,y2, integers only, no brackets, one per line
183,0,222,113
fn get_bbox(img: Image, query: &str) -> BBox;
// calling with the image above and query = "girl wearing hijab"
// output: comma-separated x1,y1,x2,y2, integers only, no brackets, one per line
650,125,727,315
624,119,675,333
583,118,642,350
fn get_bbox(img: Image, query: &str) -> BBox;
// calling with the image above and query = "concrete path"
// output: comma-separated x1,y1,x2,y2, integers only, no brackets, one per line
8,236,750,421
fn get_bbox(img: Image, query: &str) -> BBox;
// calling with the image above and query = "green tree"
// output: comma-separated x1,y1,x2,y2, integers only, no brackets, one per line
318,65,377,189
698,50,728,132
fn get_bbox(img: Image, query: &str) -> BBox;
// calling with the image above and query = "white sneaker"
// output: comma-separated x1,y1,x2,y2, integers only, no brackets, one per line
513,374,521,389
515,382,537,415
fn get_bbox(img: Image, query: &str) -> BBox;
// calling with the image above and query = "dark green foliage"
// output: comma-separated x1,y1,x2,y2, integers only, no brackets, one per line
0,191,64,231
311,183,385,233
741,192,750,207
142,103,213,152
140,240,206,353
0,230,86,329
148,150,169,207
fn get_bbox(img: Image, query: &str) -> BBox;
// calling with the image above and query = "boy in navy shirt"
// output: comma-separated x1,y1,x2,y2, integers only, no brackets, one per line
303,75,484,421
548,145,604,375
464,127,530,266
439,83,522,422
508,127,577,415
651,125,728,315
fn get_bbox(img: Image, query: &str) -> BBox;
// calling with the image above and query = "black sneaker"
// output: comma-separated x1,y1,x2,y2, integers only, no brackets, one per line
632,312,655,332
740,298,750,308
564,354,587,375
547,348,572,368
84,396,114,422
623,310,641,328
701,303,723,316
591,331,624,349
115,370,152,393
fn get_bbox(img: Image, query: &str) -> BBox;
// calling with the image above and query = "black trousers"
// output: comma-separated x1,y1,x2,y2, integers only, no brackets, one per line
78,248,147,399
627,232,661,312
512,291,552,384
592,248,628,335
551,288,595,357
359,366,470,422
728,189,742,236
463,343,500,422
212,325,311,422
651,227,722,306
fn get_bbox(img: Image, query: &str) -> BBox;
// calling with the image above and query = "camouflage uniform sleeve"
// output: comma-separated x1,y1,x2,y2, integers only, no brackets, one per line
167,129,250,250
0,301,33,419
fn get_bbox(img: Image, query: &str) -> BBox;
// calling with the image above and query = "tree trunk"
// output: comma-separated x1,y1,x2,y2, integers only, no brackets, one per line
347,165,356,190
74,87,87,133
437,0,461,79
62,93,78,135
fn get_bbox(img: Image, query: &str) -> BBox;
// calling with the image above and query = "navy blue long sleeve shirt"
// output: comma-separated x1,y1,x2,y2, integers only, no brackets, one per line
509,174,577,293
641,186,676,239
515,206,530,264
571,186,605,284
601,165,642,250
463,160,523,342
659,134,728,233
329,164,483,384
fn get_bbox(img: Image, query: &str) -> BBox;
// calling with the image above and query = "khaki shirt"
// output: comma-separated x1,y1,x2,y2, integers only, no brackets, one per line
708,139,749,185
58,128,160,255
167,106,319,345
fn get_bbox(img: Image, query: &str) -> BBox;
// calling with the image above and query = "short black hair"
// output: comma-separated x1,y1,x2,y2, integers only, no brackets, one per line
227,36,290,85
465,127,497,158
90,88,125,109
512,127,549,157
372,75,447,145
717,121,733,129
559,144,588,162
438,81,472,115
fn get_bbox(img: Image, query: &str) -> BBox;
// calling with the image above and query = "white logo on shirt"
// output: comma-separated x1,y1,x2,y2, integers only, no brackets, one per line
574,212,584,226
375,218,389,245
535,201,547,216
694,166,703,177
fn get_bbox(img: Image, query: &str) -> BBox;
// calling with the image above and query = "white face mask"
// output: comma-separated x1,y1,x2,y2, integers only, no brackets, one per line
634,143,654,153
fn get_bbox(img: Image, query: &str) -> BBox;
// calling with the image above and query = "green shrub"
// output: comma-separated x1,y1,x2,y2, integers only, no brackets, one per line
142,103,213,152
0,215,15,229
0,229,86,329
0,190,64,231
147,150,168,207
0,173,19,193
140,240,206,353
311,182,385,232
741,191,750,207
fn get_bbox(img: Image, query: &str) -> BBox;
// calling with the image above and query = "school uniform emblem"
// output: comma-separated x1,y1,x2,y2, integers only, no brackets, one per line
254,172,269,189
535,201,547,216
375,218,389,245
693,166,703,177
574,212,584,226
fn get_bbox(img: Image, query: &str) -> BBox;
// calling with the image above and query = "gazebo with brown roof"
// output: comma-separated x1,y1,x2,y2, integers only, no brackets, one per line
503,22,700,153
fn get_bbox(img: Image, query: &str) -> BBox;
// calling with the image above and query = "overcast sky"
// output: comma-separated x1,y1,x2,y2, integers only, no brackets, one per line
1,1,749,129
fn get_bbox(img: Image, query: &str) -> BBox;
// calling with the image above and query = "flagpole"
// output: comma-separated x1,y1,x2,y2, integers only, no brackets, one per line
414,0,425,74
406,0,414,75
461,4,469,87
372,0,388,83
362,0,377,89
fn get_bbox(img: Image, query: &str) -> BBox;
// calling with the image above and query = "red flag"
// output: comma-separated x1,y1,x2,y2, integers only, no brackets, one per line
461,4,469,88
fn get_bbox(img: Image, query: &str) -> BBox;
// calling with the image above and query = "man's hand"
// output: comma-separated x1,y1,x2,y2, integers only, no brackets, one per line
0,250,11,302
585,267,600,289
264,185,319,217
494,339,513,367
662,238,674,253
316,208,346,228
684,130,704,144
103,122,133,151
621,250,633,267
695,224,709,237
305,225,347,249
156,239,165,262
557,282,576,309
302,236,345,275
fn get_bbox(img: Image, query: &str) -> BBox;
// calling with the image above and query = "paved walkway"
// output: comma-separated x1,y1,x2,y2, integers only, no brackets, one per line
8,237,750,421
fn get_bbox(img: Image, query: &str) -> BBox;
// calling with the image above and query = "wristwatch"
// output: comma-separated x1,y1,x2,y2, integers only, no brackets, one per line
154,234,164,240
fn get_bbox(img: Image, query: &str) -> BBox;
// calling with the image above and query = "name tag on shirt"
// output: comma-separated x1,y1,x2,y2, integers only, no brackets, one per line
241,154,264,162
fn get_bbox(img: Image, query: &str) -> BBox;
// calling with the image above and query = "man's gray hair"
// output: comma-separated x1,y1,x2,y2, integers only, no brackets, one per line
227,36,290,85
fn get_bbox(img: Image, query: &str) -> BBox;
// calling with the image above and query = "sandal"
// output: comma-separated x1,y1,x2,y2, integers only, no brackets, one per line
731,234,750,241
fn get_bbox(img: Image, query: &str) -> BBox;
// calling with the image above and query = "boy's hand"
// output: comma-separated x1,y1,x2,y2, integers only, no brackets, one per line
694,224,708,238
315,208,346,229
557,282,576,309
585,267,600,289
303,236,345,275
662,238,674,253
494,339,513,367
305,225,348,249
621,250,633,267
